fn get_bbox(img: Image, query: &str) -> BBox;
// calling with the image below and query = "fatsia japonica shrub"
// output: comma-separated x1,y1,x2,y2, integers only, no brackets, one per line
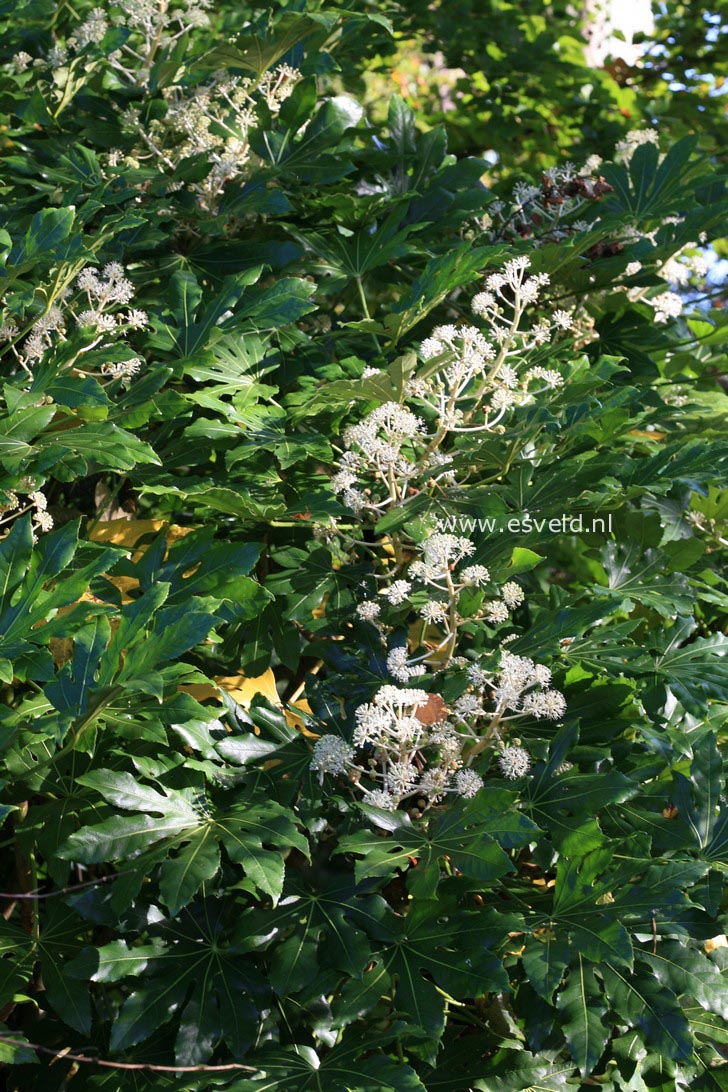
0,2,727,1090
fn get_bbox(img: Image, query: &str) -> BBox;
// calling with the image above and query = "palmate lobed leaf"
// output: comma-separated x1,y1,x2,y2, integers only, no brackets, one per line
338,790,538,895
59,772,308,908
246,872,375,988
522,933,571,1002
0,0,726,1084
656,633,728,715
228,1032,426,1091
642,942,728,1021
98,900,264,1061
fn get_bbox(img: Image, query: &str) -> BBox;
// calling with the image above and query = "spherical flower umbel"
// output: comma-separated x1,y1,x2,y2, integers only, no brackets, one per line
615,128,659,164
388,761,419,796
460,565,490,587
418,767,452,801
77,311,118,332
310,735,354,779
521,689,567,720
453,693,483,717
387,646,426,683
422,532,475,569
125,309,149,329
356,600,381,622
499,746,531,780
374,685,430,711
344,402,424,448
11,51,33,72
471,290,496,317
525,366,564,389
75,7,108,47
454,769,484,798
420,600,448,624
651,291,683,324
485,600,510,625
501,581,525,609
420,335,445,360
382,580,412,606
353,704,394,747
363,789,397,811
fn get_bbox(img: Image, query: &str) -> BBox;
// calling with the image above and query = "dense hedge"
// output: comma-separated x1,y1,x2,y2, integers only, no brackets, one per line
0,3,726,1089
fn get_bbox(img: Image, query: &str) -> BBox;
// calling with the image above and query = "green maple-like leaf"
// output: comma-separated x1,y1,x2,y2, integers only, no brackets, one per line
100,900,265,1063
58,772,308,908
229,1029,426,1090
359,900,510,1037
338,790,538,895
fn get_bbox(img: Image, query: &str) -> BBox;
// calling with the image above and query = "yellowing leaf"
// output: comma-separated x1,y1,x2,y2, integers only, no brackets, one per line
285,698,318,738
629,429,667,441
89,518,192,560
181,669,279,708
89,520,194,602
99,575,139,605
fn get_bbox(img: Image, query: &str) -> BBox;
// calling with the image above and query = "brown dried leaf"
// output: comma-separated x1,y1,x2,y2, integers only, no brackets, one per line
414,693,448,726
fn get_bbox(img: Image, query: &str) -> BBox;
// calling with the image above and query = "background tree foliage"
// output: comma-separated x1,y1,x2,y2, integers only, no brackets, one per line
0,1,726,1089
352,1,728,168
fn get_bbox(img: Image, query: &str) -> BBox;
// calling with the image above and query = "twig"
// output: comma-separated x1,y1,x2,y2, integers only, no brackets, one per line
0,872,127,900
0,1035,257,1073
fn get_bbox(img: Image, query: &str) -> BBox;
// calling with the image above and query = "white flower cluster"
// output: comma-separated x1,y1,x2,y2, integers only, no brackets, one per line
20,305,66,365
113,0,212,39
499,745,531,779
356,600,381,622
7,2,216,110
0,486,53,537
468,649,566,721
55,1,212,80
416,530,521,622
2,262,146,382
332,257,571,517
317,237,591,817
418,323,498,429
331,401,425,512
311,735,354,777
100,357,143,386
650,290,683,324
615,128,659,165
354,529,532,685
71,7,109,49
386,646,426,683
415,257,567,434
77,262,140,326
121,63,300,208
312,685,486,809
29,490,53,533
311,519,565,804
410,532,475,582
309,655,563,806
660,251,708,287
11,51,33,73
0,491,19,514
